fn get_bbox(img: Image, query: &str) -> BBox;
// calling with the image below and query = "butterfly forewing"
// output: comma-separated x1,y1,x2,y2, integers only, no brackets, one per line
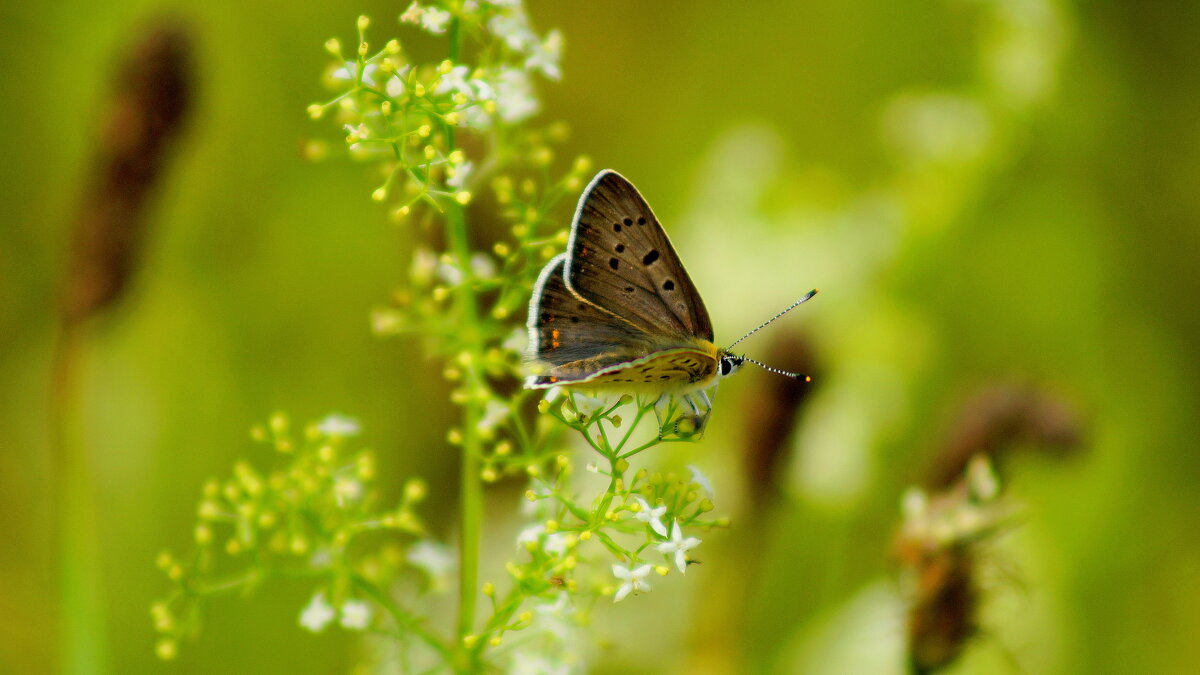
565,171,714,342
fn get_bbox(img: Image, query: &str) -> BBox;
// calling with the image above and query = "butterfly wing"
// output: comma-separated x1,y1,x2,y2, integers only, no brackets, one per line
564,170,714,342
526,254,658,385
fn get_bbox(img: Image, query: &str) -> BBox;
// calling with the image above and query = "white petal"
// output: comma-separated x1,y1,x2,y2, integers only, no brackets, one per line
339,600,372,630
687,465,716,499
299,592,336,632
651,520,668,537
613,583,632,603
317,413,360,437
650,517,667,537
386,76,405,98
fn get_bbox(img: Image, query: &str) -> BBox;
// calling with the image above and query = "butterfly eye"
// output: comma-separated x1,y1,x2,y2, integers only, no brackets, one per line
719,358,733,376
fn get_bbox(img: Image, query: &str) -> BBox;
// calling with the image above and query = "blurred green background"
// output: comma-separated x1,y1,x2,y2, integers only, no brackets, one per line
4,0,1200,673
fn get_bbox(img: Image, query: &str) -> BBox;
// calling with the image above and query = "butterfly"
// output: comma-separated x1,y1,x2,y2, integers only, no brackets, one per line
524,170,817,430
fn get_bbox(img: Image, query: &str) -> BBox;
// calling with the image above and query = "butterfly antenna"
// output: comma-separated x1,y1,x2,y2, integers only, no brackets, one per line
726,288,819,350
742,356,812,383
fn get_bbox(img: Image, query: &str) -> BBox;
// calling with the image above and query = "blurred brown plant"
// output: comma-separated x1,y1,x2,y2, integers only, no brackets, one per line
738,331,821,509
49,19,194,675
927,383,1083,490
898,383,1084,673
895,458,1006,675
59,19,193,325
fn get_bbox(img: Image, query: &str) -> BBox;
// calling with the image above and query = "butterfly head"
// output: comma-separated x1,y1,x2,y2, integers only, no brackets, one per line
717,352,745,379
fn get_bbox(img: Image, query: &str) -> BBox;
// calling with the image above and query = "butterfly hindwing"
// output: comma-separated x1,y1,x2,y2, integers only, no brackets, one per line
564,171,714,342
530,348,719,391
527,254,657,382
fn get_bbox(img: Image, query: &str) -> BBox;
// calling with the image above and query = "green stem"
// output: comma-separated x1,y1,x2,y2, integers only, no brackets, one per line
51,324,110,675
443,17,484,672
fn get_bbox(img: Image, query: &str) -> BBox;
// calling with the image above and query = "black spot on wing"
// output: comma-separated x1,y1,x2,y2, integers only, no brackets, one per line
609,258,619,270
663,280,675,291
642,250,660,266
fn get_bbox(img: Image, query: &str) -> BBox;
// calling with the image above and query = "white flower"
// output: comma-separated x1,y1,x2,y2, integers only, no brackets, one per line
385,75,405,98
447,160,474,190
967,455,999,501
612,563,652,602
334,476,363,506
332,62,379,86
339,599,372,630
317,413,360,437
436,260,464,285
400,1,423,24
343,123,370,143
470,76,495,102
568,392,608,416
503,327,527,354
488,14,536,51
299,592,336,632
495,67,538,123
656,521,701,573
516,524,546,548
634,496,668,537
408,540,456,591
410,247,438,285
687,465,715,499
435,65,472,96
902,487,928,521
543,532,570,556
477,399,509,433
308,548,333,568
331,62,354,81
469,250,494,277
421,7,451,33
525,30,563,80
361,64,380,86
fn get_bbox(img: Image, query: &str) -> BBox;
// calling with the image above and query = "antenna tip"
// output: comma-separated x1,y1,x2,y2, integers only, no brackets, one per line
804,375,812,383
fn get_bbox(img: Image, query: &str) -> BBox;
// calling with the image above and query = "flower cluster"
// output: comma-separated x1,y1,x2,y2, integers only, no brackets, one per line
151,413,440,661
471,392,725,670
307,1,567,220
157,2,725,671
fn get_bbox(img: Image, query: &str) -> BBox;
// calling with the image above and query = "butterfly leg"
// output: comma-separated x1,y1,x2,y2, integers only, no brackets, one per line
666,392,708,438
689,391,713,436
653,394,673,435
